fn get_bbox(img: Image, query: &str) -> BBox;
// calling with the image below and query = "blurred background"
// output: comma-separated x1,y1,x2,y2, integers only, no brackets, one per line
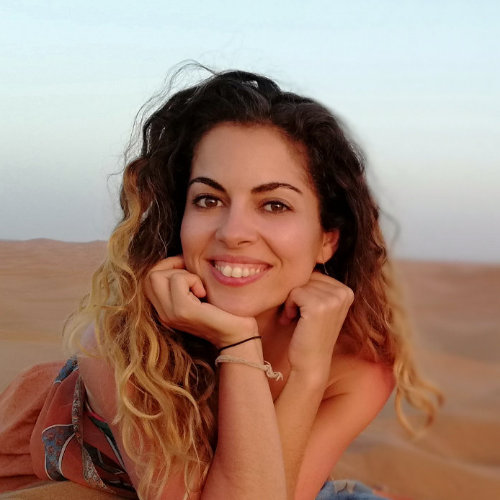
1,0,499,262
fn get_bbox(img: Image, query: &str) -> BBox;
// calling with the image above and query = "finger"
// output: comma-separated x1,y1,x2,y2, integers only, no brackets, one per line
189,276,207,299
308,270,343,286
145,283,172,325
145,265,190,323
145,256,186,299
169,271,206,306
282,289,301,323
306,274,355,304
280,283,327,324
148,255,186,273
278,306,294,326
165,277,255,341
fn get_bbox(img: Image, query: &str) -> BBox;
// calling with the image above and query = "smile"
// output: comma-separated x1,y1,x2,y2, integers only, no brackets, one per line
210,259,270,286
213,261,267,278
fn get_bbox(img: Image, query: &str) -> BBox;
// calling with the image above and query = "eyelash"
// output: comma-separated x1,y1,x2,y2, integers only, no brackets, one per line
192,195,291,213
262,200,291,213
192,194,222,209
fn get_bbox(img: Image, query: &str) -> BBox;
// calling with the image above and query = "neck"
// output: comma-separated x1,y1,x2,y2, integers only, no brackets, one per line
255,305,295,358
255,306,280,337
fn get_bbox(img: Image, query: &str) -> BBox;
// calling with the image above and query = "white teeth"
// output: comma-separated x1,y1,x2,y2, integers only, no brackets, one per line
215,262,264,278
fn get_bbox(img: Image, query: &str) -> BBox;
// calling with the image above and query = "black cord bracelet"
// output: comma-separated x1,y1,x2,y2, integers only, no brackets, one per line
218,335,262,353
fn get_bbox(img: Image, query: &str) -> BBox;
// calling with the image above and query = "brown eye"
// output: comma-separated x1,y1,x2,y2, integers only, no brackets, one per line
194,195,222,209
263,201,290,213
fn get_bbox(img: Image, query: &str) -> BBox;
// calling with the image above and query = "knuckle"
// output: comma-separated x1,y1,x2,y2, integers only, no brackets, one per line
148,259,168,273
334,284,354,302
320,288,354,311
315,301,331,314
344,287,355,303
148,269,165,284
169,271,187,287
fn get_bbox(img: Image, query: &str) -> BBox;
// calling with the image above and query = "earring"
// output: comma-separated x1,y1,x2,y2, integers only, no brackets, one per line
322,262,330,276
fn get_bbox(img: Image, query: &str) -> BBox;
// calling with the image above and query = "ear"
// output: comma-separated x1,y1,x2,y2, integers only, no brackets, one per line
316,229,339,263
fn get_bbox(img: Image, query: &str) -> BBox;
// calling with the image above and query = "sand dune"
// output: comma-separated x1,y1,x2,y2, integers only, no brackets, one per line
1,239,499,500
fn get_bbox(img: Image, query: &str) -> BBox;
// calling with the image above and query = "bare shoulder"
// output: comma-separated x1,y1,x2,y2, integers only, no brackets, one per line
304,352,394,459
324,352,395,404
77,324,118,420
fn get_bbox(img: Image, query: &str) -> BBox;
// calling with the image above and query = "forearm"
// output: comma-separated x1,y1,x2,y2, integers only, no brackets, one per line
202,341,287,500
274,369,327,499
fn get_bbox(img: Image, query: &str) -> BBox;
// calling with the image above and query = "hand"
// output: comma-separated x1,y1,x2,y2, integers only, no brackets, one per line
279,271,354,379
144,256,258,348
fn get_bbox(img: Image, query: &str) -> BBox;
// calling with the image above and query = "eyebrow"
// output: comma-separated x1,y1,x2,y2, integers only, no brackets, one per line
188,176,303,195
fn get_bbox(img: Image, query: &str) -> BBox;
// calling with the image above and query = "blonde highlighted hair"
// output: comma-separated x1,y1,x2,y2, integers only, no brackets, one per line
66,67,441,497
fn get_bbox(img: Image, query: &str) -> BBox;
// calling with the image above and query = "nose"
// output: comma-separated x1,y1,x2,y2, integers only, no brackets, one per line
215,204,257,248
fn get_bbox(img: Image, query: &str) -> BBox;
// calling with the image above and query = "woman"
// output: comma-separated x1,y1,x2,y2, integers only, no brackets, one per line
1,68,440,499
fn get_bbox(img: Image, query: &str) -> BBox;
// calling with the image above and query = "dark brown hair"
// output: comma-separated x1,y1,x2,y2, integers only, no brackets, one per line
70,66,441,496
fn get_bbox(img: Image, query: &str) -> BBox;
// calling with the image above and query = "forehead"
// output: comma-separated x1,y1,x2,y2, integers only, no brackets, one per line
191,122,313,188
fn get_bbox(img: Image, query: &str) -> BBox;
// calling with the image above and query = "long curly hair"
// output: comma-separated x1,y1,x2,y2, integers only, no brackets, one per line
66,66,442,497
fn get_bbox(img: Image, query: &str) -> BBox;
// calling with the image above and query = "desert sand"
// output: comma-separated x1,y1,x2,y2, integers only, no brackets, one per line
0,239,499,500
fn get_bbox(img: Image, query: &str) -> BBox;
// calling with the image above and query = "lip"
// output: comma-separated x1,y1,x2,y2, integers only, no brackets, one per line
207,256,271,287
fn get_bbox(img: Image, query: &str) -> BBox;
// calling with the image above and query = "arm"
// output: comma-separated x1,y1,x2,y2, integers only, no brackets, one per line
80,333,287,500
273,369,325,499
273,272,393,499
80,257,288,499
203,339,286,499
275,357,394,500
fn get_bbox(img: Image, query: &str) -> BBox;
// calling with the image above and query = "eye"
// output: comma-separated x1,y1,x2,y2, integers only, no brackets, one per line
193,195,223,209
263,200,290,213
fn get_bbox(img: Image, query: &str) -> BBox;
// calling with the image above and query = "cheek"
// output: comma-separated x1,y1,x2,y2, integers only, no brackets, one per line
267,221,323,267
180,213,216,274
179,216,198,265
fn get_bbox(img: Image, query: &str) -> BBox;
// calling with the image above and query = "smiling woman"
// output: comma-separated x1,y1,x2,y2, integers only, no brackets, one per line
0,67,441,500
181,123,337,319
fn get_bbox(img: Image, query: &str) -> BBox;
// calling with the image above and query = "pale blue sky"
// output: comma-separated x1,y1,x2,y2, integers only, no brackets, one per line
1,0,499,261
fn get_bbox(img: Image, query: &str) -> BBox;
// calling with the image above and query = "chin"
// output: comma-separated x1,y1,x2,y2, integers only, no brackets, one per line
206,294,279,319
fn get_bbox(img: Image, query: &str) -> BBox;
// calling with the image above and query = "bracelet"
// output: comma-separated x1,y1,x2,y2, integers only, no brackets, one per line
215,354,283,381
218,335,262,353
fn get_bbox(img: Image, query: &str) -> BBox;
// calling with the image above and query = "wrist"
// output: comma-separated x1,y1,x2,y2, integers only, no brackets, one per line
218,335,262,353
287,366,329,392
215,318,259,350
218,336,264,362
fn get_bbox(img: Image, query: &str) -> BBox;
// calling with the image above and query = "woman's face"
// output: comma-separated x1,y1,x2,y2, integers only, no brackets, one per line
180,122,337,318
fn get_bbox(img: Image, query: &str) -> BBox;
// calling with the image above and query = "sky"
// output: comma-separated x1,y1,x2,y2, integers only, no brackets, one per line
1,0,499,262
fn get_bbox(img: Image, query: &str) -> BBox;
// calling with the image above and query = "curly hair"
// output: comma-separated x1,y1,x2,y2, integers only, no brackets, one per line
66,66,442,497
